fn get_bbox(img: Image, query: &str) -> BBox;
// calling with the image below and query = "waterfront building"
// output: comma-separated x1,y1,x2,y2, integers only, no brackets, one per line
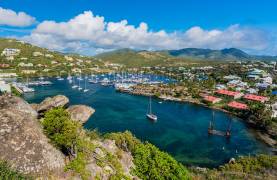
0,81,11,93
0,73,18,78
243,94,269,103
203,96,222,104
216,89,244,99
227,101,248,110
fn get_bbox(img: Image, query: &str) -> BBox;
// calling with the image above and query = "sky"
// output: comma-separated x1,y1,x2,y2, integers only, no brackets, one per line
0,0,277,55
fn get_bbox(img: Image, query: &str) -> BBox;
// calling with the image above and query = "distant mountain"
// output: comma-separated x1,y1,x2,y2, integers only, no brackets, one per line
96,47,277,67
165,48,277,61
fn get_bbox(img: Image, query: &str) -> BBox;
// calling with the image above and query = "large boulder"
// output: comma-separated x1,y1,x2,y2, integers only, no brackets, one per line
37,95,69,113
67,105,95,124
0,95,37,118
0,95,65,175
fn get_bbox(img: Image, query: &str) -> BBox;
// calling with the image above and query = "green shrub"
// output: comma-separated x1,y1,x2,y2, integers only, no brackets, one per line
132,142,190,180
106,131,191,180
0,161,30,180
42,107,81,153
220,154,277,174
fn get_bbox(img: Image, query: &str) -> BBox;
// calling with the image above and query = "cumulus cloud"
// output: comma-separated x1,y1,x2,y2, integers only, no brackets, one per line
0,7,36,27
22,10,269,55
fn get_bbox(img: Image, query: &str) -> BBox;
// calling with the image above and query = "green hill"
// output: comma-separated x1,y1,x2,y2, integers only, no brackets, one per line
0,38,104,76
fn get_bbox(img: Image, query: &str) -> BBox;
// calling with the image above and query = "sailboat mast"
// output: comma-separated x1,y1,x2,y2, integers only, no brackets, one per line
149,96,152,114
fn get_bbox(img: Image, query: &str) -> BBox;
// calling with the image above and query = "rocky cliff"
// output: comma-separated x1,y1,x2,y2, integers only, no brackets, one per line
0,95,65,175
0,94,138,179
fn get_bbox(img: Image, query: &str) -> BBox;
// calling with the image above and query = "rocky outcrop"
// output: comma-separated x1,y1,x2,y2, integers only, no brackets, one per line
87,139,138,179
37,95,69,113
0,95,37,118
67,105,95,124
0,95,65,175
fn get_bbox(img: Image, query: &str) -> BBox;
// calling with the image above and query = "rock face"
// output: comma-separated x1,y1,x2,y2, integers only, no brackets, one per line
37,95,69,113
87,139,138,179
0,95,38,118
67,105,95,124
0,95,65,175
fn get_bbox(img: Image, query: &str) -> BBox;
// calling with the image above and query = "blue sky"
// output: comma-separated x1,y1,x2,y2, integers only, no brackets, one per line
1,0,277,55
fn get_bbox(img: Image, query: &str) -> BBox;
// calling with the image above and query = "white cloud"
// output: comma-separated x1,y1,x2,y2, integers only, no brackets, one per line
22,10,269,55
0,7,36,27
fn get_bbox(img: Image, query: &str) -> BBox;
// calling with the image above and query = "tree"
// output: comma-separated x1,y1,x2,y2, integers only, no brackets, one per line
42,108,81,156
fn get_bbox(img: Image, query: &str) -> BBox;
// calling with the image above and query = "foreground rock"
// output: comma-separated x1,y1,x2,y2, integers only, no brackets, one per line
37,95,69,113
67,105,95,124
87,139,139,179
0,95,65,175
0,95,37,118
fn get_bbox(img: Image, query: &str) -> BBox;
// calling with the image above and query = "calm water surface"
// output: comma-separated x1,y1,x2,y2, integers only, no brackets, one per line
23,78,270,167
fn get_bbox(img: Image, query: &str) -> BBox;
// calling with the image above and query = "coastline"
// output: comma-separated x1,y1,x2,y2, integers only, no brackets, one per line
117,89,277,149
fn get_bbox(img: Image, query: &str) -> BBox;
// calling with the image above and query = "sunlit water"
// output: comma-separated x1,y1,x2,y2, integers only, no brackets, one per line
23,78,270,168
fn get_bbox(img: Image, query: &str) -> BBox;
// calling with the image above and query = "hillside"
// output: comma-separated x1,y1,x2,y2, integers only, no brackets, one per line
0,38,104,76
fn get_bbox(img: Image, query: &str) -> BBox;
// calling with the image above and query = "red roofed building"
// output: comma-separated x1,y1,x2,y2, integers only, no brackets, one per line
243,94,269,103
203,95,222,104
0,64,10,68
227,101,248,110
216,89,244,99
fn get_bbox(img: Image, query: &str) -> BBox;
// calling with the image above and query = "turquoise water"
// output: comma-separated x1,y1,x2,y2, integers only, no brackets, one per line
23,78,270,168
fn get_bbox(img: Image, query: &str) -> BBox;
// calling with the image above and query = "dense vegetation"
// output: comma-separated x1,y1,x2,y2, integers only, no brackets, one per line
199,155,277,179
0,161,30,180
105,131,191,180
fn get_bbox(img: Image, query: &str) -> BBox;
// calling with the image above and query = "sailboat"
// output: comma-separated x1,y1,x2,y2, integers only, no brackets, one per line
78,79,83,91
83,78,89,92
72,77,78,89
146,96,158,121
57,72,64,81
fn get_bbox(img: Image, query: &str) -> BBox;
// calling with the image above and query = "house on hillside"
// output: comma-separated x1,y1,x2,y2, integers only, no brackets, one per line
33,51,44,56
1,48,20,57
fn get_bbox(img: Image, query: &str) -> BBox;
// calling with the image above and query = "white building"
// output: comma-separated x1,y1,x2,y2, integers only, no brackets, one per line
0,73,18,78
45,54,54,58
261,76,273,85
272,102,277,118
33,51,44,57
1,48,20,57
18,62,34,67
0,81,11,93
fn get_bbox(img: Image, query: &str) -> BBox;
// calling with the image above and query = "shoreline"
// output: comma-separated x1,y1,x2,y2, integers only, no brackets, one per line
118,89,277,149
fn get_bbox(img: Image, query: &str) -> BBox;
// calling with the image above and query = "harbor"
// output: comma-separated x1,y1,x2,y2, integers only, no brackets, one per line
22,77,270,168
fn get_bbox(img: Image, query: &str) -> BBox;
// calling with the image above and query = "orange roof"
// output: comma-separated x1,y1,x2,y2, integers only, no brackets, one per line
216,89,241,96
227,101,248,110
204,96,222,102
244,94,268,102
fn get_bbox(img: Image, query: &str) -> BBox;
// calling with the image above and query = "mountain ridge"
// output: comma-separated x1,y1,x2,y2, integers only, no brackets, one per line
97,47,277,62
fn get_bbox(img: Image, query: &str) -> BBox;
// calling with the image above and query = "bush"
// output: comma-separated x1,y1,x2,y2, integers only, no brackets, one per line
219,154,277,174
106,131,191,180
0,161,30,180
132,143,190,180
42,108,95,179
42,107,81,154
